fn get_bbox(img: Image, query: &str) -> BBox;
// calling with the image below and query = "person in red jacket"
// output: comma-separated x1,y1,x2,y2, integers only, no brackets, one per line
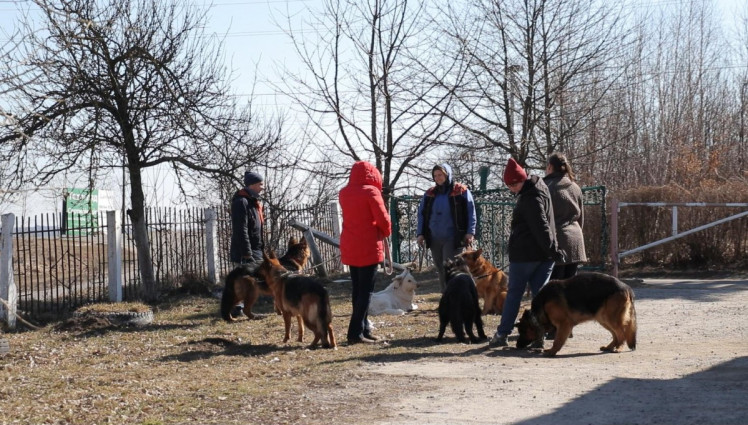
339,161,392,344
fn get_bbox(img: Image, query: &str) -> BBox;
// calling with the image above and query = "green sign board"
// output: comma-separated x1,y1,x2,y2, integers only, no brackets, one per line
64,188,99,235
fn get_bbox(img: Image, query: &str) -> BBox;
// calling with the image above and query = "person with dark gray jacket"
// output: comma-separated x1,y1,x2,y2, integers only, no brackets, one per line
543,153,586,280
229,171,265,266
489,157,561,347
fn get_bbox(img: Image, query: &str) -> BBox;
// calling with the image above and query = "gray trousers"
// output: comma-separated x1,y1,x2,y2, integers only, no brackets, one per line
430,237,460,291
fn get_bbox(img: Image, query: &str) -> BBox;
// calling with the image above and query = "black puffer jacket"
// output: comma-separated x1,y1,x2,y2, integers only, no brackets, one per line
229,188,264,263
508,175,560,263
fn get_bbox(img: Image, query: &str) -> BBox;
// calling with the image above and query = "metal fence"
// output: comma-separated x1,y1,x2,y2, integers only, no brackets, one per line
214,202,342,277
4,202,343,319
12,212,110,317
391,186,608,271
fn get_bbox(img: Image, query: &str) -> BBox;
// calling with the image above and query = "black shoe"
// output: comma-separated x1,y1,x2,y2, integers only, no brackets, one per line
346,335,376,345
231,305,245,318
362,332,380,341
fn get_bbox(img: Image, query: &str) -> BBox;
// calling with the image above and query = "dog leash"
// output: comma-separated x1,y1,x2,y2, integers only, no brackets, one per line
417,245,424,272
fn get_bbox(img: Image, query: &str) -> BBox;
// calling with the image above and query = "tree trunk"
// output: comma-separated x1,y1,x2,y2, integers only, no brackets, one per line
127,163,157,301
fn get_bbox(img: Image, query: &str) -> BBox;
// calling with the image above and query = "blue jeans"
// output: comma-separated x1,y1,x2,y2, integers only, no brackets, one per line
496,260,555,336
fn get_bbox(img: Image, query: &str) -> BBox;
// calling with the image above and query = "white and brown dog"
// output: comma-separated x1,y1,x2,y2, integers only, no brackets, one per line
368,268,419,315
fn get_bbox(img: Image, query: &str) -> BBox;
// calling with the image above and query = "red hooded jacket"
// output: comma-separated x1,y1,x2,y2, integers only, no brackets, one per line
339,161,392,267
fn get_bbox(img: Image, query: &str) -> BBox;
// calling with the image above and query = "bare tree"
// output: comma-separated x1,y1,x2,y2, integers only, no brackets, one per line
0,0,279,300
438,0,631,168
277,0,459,198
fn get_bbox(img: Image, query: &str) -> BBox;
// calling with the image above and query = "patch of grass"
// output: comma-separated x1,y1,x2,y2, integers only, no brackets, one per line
0,268,507,425
76,301,152,314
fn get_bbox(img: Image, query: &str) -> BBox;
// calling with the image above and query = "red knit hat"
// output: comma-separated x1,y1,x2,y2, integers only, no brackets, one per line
503,158,527,185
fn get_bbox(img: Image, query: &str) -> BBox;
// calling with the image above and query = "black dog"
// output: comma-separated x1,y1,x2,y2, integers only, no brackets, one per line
436,257,487,344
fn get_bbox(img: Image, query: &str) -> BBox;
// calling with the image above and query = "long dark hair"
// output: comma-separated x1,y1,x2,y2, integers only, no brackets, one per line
548,152,575,181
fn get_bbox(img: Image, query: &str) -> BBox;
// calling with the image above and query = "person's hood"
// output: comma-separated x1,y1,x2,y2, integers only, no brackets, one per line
434,163,453,186
348,161,383,190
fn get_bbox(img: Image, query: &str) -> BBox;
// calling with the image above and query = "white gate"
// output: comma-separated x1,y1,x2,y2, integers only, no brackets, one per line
610,200,748,277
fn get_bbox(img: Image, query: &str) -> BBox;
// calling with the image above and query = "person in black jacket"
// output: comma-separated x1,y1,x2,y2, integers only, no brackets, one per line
230,171,265,266
489,158,561,347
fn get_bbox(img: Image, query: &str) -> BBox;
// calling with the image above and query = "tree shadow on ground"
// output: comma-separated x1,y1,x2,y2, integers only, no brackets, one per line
634,279,747,303
511,356,748,425
158,338,298,362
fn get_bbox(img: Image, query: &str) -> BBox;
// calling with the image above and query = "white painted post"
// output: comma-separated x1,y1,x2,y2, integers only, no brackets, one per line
0,213,17,329
328,201,345,272
329,201,342,240
205,208,218,284
107,211,123,302
610,199,619,278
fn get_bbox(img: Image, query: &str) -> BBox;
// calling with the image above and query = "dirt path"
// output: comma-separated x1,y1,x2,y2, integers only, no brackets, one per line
354,278,748,425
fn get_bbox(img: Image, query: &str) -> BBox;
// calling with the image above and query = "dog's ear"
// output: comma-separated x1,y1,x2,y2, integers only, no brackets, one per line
475,248,483,258
288,236,297,246
393,276,403,289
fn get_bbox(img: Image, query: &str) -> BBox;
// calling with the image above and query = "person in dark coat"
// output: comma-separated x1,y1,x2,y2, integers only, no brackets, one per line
544,153,587,280
229,171,265,266
416,163,477,291
339,161,392,344
489,157,561,347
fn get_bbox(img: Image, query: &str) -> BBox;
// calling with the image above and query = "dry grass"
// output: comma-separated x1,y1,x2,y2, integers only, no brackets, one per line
0,268,507,425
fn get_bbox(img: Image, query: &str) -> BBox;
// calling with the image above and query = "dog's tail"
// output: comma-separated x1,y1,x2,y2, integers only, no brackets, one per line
625,287,637,350
320,290,336,348
470,282,486,339
221,267,247,322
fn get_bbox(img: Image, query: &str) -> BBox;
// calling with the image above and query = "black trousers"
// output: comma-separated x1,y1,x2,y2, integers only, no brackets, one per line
347,264,378,339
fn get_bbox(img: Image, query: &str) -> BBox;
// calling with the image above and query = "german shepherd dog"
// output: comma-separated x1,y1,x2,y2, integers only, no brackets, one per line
220,264,272,321
457,249,508,315
255,250,337,349
436,257,487,344
515,272,637,356
278,236,310,272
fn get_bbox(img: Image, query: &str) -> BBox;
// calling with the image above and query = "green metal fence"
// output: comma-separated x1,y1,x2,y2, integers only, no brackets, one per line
391,186,608,271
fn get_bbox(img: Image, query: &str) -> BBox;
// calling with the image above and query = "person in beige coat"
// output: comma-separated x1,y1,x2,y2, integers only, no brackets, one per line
543,153,587,280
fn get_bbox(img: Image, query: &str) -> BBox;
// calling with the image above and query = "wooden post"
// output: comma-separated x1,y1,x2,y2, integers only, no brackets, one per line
303,228,328,278
610,199,619,278
329,201,341,240
205,208,218,284
0,213,17,329
107,210,123,302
